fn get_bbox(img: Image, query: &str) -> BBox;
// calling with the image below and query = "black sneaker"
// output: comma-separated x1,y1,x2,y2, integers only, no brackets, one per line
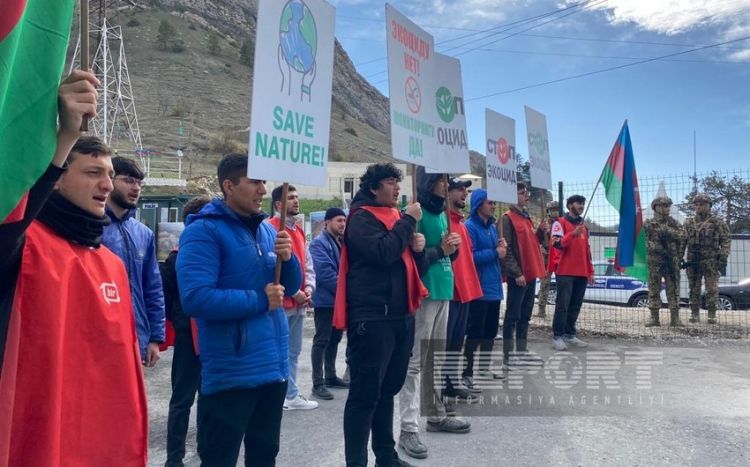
375,454,416,467
312,385,334,400
325,376,350,388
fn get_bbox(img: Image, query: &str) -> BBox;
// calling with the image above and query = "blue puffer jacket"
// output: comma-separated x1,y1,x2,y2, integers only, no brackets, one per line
464,189,504,301
176,199,301,396
102,207,165,359
309,230,340,308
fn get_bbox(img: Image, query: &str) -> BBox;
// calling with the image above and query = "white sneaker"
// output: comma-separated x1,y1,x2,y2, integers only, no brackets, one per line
284,394,319,411
553,338,568,351
564,336,588,348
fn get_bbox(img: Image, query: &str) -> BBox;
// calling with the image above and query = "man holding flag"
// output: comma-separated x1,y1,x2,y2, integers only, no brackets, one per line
549,195,594,351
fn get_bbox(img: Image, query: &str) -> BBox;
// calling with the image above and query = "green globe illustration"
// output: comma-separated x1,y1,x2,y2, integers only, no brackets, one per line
279,0,317,74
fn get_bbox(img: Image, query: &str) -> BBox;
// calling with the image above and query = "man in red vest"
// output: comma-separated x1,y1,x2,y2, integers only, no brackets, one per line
0,71,148,466
442,177,483,401
501,182,547,369
269,185,319,411
549,194,594,351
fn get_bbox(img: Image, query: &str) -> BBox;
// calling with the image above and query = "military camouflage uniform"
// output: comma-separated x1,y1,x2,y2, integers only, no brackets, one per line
683,194,731,324
644,196,684,326
536,201,559,317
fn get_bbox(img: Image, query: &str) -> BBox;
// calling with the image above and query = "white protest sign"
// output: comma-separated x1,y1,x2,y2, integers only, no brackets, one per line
426,53,470,174
386,3,437,169
485,109,518,204
524,105,552,190
248,0,336,186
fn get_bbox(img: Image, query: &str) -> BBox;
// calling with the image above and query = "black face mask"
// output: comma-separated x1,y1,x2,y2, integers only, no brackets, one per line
37,191,110,248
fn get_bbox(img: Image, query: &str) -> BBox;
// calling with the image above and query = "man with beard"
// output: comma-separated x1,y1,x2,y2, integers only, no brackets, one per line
269,185,318,410
334,163,427,467
549,195,594,351
500,183,547,368
398,167,470,461
441,178,482,401
103,157,165,366
1,71,147,465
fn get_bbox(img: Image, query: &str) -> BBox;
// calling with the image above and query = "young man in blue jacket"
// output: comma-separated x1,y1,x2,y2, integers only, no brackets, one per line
463,189,506,391
309,207,348,400
176,154,302,467
103,156,165,366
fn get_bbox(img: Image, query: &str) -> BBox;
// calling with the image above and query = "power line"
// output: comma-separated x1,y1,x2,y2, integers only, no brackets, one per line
354,0,599,67
465,35,750,102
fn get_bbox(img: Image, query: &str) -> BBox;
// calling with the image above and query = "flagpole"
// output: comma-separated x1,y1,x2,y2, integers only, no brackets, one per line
581,166,605,220
80,0,89,131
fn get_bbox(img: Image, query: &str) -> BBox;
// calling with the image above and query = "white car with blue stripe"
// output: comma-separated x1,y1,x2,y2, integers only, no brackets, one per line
542,261,665,308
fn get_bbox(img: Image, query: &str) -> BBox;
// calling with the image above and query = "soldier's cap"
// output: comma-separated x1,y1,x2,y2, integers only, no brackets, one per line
651,195,673,209
448,177,472,191
693,193,712,205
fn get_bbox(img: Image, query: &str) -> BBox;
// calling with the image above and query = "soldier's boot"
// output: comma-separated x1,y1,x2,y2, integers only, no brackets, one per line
645,310,660,327
689,308,700,323
537,305,547,318
669,309,683,327
707,310,717,325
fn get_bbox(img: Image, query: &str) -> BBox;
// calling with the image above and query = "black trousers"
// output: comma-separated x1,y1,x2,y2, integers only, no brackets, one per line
198,381,287,467
553,275,588,338
463,300,501,378
344,317,414,467
166,330,202,464
311,307,344,387
502,279,537,358
444,300,470,388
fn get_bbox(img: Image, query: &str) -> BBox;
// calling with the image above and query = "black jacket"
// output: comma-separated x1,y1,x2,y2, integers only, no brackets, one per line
344,189,426,322
161,249,193,334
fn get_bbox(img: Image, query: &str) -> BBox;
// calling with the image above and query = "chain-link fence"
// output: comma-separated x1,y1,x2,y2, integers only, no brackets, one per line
525,168,750,340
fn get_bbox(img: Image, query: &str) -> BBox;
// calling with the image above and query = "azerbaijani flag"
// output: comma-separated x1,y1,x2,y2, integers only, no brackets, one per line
0,0,76,222
600,120,648,280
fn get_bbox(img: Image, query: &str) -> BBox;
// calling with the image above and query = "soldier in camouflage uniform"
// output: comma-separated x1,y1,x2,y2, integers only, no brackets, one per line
536,201,558,317
683,193,731,324
643,196,685,326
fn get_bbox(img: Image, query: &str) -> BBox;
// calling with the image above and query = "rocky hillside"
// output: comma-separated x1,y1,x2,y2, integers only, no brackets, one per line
68,1,483,181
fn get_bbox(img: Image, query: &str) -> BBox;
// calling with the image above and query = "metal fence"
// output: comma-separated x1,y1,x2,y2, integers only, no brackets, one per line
524,168,750,340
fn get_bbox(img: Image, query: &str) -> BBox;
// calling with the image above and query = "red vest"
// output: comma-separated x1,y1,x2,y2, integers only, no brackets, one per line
449,211,483,303
0,222,148,466
505,209,546,281
548,216,594,278
333,206,428,330
268,216,306,309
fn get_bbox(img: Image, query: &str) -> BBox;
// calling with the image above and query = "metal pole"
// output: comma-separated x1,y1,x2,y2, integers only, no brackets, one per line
273,183,290,284
80,0,89,131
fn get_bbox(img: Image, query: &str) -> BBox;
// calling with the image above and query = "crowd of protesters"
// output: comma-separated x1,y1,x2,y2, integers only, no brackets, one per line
0,73,595,467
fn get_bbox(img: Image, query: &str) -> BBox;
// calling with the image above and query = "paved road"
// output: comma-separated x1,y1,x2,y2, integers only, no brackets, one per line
146,321,750,466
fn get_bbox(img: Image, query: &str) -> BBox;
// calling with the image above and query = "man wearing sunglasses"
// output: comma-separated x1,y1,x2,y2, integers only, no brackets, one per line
103,157,166,366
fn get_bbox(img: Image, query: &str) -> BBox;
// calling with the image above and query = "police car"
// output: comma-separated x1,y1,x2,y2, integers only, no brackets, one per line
543,260,659,308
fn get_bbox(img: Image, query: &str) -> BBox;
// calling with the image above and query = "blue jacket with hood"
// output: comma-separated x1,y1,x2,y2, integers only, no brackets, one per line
464,189,504,301
102,207,165,359
176,199,302,396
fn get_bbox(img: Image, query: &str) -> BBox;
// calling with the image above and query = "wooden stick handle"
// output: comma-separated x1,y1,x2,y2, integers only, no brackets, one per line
273,183,290,285
80,0,89,131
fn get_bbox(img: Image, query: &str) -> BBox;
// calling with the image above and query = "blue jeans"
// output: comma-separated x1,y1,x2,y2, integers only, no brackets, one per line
286,312,305,400
553,276,588,338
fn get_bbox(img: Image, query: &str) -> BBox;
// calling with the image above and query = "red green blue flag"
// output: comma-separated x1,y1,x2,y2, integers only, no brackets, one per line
600,120,648,280
0,0,76,222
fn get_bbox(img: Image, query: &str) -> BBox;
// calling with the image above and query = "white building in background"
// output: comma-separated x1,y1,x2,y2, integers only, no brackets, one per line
266,161,482,205
267,162,414,205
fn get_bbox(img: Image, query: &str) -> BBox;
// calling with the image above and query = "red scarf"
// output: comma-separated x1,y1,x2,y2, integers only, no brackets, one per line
449,211,483,303
506,209,546,281
333,206,428,330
